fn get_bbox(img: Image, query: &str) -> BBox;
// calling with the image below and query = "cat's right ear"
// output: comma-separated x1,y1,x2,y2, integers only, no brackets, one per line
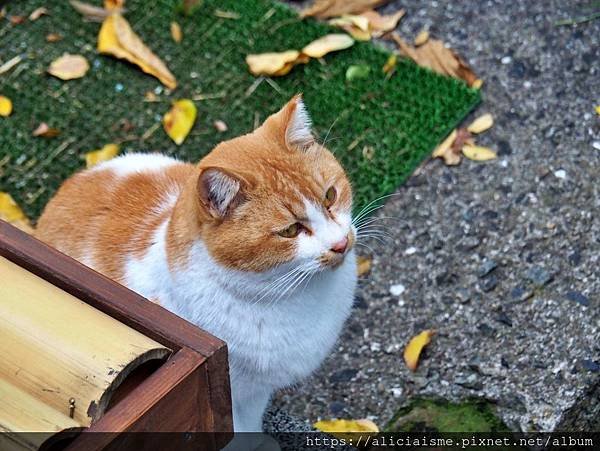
197,167,245,219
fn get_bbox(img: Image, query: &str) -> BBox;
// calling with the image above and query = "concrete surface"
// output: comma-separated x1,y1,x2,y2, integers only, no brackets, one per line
272,0,600,432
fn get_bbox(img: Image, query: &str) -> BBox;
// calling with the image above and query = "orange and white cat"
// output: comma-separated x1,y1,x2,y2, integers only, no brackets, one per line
36,95,357,433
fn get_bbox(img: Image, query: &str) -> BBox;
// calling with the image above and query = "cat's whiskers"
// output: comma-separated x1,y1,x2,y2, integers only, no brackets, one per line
249,265,304,306
352,192,405,226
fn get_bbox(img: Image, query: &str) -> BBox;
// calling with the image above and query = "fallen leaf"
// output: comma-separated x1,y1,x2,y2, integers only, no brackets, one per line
10,16,25,25
0,55,22,75
0,96,13,117
356,255,372,276
163,99,197,145
362,145,375,160
462,144,497,161
46,33,63,42
314,419,379,439
302,33,354,58
98,14,177,89
302,0,391,19
214,9,240,20
182,0,202,15
245,50,303,76
29,7,48,21
382,54,397,75
171,21,182,43
360,9,405,35
432,129,459,165
0,192,34,234
144,91,159,102
32,122,60,138
595,105,600,115
213,120,228,132
472,79,484,89
467,113,494,134
70,0,119,22
328,15,371,41
392,33,478,87
404,329,435,371
414,29,429,46
85,143,120,168
104,0,125,9
346,64,370,81
48,54,89,80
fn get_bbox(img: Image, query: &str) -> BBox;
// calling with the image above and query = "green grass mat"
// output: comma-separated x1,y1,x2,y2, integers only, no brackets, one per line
0,0,480,220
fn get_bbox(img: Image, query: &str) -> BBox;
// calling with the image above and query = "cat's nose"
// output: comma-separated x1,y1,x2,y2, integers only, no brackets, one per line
330,236,348,254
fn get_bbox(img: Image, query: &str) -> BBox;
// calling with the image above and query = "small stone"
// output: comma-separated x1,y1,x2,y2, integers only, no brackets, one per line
404,246,417,255
115,83,124,92
456,287,471,304
581,359,600,373
455,374,483,390
501,356,510,368
526,266,553,287
328,401,346,416
482,210,499,221
478,323,496,337
390,387,403,398
565,290,589,306
480,275,498,292
553,169,567,179
511,286,533,302
495,311,513,327
501,56,512,64
568,251,582,266
390,284,406,296
460,236,481,250
330,368,357,383
478,259,498,278
593,141,600,151
370,342,381,352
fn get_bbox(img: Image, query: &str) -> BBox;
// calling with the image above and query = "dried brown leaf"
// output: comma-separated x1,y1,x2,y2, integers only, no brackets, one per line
302,0,391,19
302,33,355,58
29,7,49,21
414,29,429,46
70,0,119,22
356,255,372,276
170,21,182,43
360,9,405,35
105,0,125,9
432,129,460,166
32,122,60,138
46,33,63,42
48,54,89,80
213,120,228,132
246,50,302,76
0,55,23,75
467,113,493,134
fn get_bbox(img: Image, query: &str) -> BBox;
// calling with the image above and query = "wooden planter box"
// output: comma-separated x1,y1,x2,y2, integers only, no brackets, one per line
0,220,233,451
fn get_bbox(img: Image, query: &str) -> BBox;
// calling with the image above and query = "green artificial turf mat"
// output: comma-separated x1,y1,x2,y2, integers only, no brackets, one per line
0,0,480,220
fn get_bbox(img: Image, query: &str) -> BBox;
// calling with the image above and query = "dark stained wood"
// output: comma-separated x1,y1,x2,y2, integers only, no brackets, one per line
0,220,233,447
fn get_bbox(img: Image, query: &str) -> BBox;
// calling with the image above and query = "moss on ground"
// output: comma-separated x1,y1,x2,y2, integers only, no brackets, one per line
386,397,510,433
0,0,479,219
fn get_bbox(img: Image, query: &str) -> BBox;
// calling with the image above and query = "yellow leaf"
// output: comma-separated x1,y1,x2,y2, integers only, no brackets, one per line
360,9,405,35
432,129,460,165
595,105,600,115
467,113,493,134
70,0,116,22
0,192,33,234
328,15,372,41
32,122,60,138
98,14,177,89
170,21,182,43
302,33,355,58
356,255,372,276
85,143,120,168
48,54,89,80
414,29,429,46
29,7,48,21
245,50,302,76
302,0,391,19
314,419,379,439
163,100,197,145
382,54,397,75
462,144,497,161
403,329,435,371
104,0,124,9
472,79,483,89
0,95,13,117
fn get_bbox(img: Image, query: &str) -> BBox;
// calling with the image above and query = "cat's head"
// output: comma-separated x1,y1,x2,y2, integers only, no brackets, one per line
195,95,354,273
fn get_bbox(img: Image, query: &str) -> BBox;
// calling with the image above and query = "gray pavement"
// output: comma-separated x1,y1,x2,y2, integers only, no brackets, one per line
271,0,600,432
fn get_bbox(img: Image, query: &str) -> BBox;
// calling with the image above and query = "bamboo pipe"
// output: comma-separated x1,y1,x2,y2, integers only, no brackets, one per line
0,256,171,428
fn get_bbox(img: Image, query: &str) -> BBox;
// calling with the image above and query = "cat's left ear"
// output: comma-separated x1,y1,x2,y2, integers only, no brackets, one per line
265,94,315,150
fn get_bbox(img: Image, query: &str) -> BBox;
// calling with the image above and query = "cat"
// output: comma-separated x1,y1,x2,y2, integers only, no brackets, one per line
36,95,357,434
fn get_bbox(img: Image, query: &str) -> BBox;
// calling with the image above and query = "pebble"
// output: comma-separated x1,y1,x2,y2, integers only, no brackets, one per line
580,360,600,373
593,141,600,151
456,287,471,304
565,290,590,306
495,311,513,327
330,369,357,383
390,387,403,398
501,56,512,64
526,266,553,287
370,342,382,352
390,284,406,296
554,169,567,179
479,259,498,278
461,236,481,250
480,275,498,292
511,286,534,302
328,401,346,416
404,246,418,255
568,251,582,266
455,374,483,390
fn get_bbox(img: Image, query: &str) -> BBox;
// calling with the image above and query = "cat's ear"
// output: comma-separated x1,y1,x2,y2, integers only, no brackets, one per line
264,94,315,150
197,167,245,218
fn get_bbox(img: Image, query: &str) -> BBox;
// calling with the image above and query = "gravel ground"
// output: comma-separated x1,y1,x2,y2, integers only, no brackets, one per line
272,0,600,432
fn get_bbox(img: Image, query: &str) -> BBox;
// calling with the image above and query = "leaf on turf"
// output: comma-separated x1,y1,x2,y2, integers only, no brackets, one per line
182,0,202,15
70,0,118,22
314,419,379,439
0,96,13,117
462,144,497,161
0,55,23,75
302,0,391,19
48,54,89,80
213,120,228,132
46,33,63,42
163,99,197,145
392,33,478,87
104,0,125,9
171,21,182,43
328,15,371,41
98,13,177,89
356,255,372,276
29,7,49,21
246,50,305,76
302,33,354,58
432,129,460,165
382,54,397,75
85,143,120,168
404,329,434,371
0,192,34,233
467,113,493,134
360,9,405,36
346,64,370,80
32,122,60,138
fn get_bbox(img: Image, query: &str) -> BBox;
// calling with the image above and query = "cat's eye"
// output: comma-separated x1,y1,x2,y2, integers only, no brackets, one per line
278,222,302,238
324,186,337,208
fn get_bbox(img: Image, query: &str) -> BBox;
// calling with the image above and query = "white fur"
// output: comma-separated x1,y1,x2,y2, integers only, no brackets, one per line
286,99,314,149
202,169,240,216
91,152,178,176
103,154,357,436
